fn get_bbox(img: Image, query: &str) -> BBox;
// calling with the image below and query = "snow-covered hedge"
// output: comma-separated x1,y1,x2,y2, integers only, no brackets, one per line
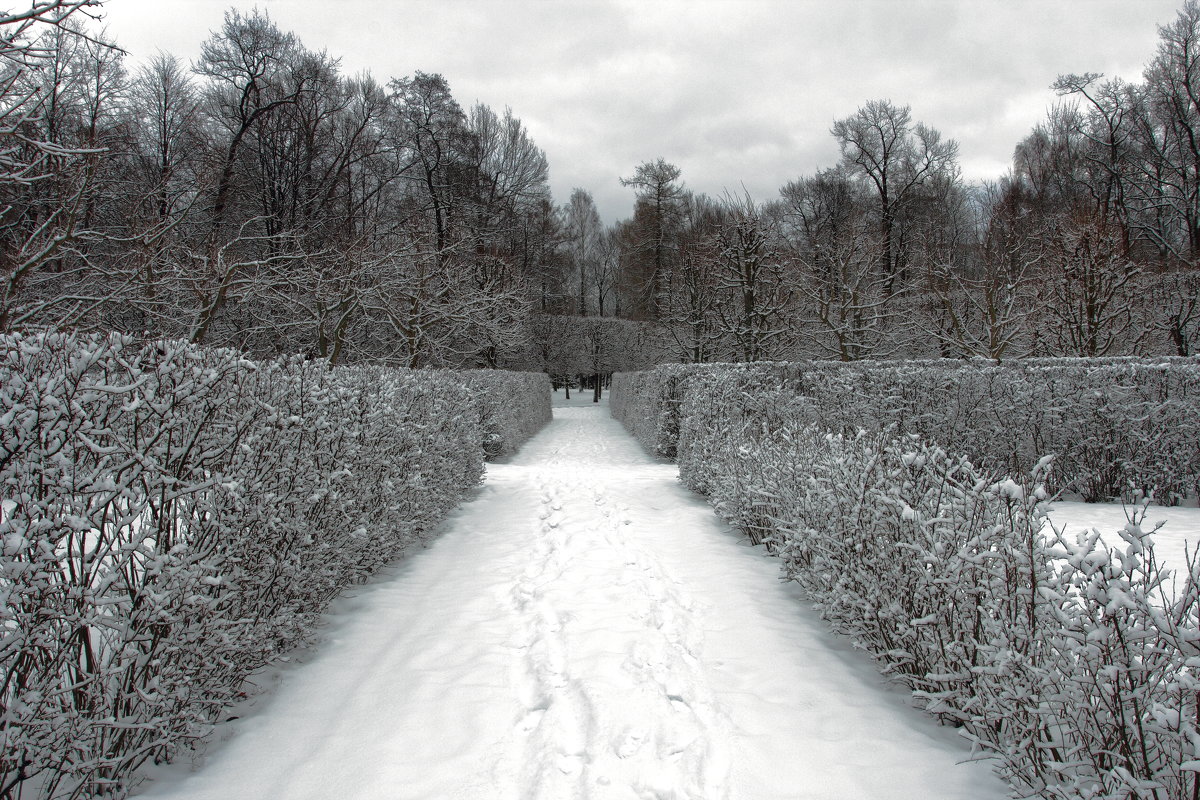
0,332,545,799
681,386,1200,798
613,357,1200,503
612,361,1200,798
610,364,725,458
457,369,551,459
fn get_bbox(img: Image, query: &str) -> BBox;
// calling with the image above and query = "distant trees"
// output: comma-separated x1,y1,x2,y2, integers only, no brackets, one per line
1041,217,1141,356
663,194,723,362
8,0,1200,372
612,0,1200,365
922,182,1039,360
979,0,1200,356
0,2,109,331
602,104,973,364
1140,1,1200,260
781,170,901,360
711,195,793,362
563,188,602,316
1151,271,1200,354
524,197,571,314
0,4,588,371
533,312,660,399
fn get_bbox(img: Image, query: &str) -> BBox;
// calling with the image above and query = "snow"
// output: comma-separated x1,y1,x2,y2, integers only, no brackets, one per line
1047,499,1200,582
134,391,1009,800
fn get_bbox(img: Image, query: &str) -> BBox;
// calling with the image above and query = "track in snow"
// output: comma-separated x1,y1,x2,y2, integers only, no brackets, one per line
503,452,730,798
134,395,1009,800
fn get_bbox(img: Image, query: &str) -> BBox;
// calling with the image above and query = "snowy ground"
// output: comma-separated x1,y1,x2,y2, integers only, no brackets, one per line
1047,499,1200,584
134,391,1009,800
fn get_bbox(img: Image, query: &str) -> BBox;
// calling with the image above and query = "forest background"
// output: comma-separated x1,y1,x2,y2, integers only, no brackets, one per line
4,0,1200,382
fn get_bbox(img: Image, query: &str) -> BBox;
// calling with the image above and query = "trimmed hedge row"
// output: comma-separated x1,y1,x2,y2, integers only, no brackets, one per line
613,357,1200,504
612,361,1200,799
458,369,552,459
0,332,548,799
610,364,719,459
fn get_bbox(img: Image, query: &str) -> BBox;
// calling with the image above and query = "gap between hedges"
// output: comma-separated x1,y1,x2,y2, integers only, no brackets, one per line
612,360,1200,800
0,332,551,800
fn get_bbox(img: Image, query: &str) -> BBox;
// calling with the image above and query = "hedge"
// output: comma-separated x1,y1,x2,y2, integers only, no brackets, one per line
612,360,1200,799
0,332,548,799
613,357,1200,504
457,369,551,458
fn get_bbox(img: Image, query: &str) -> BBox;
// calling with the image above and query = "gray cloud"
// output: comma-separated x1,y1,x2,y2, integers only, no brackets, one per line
100,0,1183,222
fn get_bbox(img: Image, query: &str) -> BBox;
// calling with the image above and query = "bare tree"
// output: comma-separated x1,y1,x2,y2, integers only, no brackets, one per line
189,8,313,343
795,215,899,361
521,197,571,314
386,71,467,264
663,194,723,362
1053,72,1137,253
711,193,793,362
925,182,1040,360
130,54,198,223
782,170,904,360
591,225,620,317
832,100,958,297
1142,0,1200,259
1145,270,1200,354
0,5,116,332
562,187,601,316
463,102,549,249
1042,216,1142,356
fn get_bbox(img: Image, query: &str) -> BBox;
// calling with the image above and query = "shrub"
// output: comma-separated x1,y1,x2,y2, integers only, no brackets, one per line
613,357,1200,504
0,332,547,799
613,359,1200,798
611,363,743,459
457,369,551,459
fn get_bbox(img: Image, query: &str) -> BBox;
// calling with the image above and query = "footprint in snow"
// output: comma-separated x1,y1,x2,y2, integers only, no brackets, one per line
615,728,647,758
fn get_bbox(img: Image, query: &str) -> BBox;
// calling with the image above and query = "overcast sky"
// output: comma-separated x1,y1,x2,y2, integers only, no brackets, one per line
97,0,1184,223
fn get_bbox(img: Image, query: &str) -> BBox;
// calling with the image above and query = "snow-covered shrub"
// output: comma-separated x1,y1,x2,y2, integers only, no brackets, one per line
0,332,496,799
611,363,756,459
980,514,1200,799
796,357,1200,504
611,366,686,458
666,362,1200,799
618,357,1200,504
456,369,551,459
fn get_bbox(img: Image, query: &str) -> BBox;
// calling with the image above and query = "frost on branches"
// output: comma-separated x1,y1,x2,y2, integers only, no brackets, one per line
0,331,548,799
613,360,1200,800
614,357,1200,505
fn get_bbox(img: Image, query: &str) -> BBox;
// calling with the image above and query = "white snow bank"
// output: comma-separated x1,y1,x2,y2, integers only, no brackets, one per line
1048,500,1200,581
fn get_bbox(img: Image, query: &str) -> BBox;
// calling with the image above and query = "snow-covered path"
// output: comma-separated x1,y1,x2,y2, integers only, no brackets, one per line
136,395,1009,800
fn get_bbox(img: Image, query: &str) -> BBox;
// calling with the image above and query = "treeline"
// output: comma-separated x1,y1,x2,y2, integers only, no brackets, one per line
5,1,1200,370
586,3,1200,363
0,1,659,376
